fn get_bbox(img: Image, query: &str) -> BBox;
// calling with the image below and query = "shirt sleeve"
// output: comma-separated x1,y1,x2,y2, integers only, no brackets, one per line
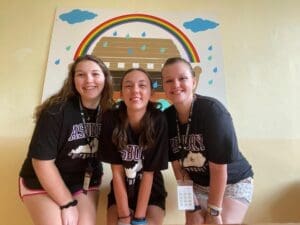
164,107,181,162
143,112,169,171
28,108,62,160
98,111,122,164
204,102,239,164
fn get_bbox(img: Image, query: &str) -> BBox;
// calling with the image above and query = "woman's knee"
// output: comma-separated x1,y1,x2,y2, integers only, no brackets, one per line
146,205,165,225
106,205,119,225
23,195,62,225
75,191,99,225
221,197,249,224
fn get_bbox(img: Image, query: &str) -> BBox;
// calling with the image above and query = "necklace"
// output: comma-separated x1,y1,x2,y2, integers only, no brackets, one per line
79,99,101,154
175,97,195,152
78,98,102,194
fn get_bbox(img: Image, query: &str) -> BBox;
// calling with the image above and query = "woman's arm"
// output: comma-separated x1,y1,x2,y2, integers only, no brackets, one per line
206,161,227,224
32,159,74,205
173,160,204,224
111,164,131,224
172,160,199,204
32,159,78,225
171,160,190,180
208,162,227,207
134,171,154,219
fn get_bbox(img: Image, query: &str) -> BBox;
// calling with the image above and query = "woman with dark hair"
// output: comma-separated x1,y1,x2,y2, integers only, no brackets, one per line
99,68,168,225
19,55,114,225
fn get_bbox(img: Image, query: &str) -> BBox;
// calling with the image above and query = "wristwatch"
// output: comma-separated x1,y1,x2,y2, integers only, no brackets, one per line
207,205,222,216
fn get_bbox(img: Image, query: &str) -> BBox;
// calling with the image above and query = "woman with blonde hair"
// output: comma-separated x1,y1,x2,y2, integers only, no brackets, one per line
162,57,254,225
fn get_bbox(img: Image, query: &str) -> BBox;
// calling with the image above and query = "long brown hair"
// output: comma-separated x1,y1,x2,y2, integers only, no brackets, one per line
112,68,161,150
35,55,114,120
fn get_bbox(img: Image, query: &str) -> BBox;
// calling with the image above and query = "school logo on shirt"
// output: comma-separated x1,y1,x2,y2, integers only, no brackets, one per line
182,151,206,167
170,133,208,172
68,138,98,159
67,122,100,159
67,123,101,142
120,145,143,185
170,134,205,152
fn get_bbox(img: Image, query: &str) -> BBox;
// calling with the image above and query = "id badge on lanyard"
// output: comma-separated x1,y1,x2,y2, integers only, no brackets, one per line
83,162,93,194
176,97,196,210
79,99,101,195
177,179,195,210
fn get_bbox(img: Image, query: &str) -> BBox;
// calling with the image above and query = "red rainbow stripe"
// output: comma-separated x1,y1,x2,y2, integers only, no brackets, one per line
74,13,200,62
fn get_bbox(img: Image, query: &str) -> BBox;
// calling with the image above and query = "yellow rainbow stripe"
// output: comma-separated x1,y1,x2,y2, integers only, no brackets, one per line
74,13,200,62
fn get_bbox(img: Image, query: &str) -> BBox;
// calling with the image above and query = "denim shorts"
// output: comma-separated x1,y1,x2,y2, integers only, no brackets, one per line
193,177,254,208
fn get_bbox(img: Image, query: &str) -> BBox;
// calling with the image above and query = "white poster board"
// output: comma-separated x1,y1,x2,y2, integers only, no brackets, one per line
43,9,226,107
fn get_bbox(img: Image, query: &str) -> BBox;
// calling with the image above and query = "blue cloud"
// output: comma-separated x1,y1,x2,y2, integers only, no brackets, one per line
183,18,219,32
59,9,97,24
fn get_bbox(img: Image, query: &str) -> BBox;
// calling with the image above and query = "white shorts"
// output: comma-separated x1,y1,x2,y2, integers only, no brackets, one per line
193,177,254,209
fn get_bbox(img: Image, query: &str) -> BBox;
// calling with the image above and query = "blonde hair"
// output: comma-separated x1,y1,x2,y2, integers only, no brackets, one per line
161,57,195,77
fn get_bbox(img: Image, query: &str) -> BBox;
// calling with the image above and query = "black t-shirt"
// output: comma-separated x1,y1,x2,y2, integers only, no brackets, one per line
19,96,103,193
165,94,253,186
99,107,168,208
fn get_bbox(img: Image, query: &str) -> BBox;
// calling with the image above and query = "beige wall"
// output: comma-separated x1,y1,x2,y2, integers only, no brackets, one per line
1,0,300,224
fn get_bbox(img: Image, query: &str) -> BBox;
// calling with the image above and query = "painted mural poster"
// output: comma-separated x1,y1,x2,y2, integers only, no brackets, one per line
43,9,225,108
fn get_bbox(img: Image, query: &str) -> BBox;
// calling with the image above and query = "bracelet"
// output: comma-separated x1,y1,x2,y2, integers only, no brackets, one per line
118,213,131,220
131,217,147,225
59,199,78,210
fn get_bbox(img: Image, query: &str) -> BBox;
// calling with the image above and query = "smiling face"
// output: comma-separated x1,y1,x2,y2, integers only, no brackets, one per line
74,60,105,109
121,69,152,113
162,61,195,106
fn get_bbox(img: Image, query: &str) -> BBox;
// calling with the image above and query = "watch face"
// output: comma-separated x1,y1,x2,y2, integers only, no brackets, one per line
208,207,220,216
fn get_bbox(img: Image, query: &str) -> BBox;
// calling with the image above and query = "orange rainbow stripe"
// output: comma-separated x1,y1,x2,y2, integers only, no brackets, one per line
74,13,200,62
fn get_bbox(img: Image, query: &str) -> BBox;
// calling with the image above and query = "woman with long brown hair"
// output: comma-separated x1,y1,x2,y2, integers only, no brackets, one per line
100,68,168,225
19,55,114,225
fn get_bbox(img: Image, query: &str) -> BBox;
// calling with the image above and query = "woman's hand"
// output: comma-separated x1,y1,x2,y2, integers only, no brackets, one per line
117,222,131,225
185,210,204,225
205,213,222,224
117,217,131,225
61,205,79,225
205,213,223,224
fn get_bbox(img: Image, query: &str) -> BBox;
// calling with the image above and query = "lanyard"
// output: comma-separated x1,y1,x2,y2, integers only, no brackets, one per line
78,99,101,155
78,99,102,194
175,96,195,178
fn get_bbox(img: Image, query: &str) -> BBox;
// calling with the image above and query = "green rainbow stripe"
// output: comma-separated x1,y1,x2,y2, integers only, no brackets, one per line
74,13,200,62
